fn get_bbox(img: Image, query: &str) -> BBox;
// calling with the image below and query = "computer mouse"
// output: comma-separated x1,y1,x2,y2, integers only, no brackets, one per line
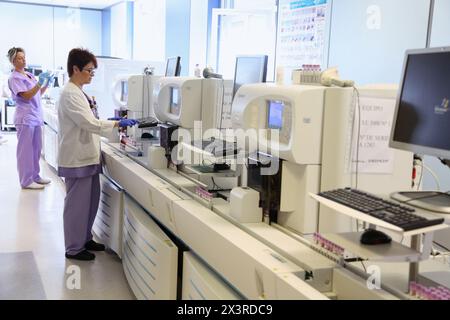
360,229,392,245
141,133,153,139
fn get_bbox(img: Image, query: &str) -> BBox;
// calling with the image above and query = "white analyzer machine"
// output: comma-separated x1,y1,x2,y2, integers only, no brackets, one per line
96,73,439,300
230,83,413,235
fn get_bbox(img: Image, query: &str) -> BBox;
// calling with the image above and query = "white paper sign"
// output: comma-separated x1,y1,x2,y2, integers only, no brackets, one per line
349,97,397,174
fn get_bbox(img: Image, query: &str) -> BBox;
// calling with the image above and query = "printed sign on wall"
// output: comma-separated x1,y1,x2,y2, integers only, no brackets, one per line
276,0,330,73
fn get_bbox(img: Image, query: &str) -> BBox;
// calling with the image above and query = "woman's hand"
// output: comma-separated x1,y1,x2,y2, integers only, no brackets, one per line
118,119,139,128
38,72,52,87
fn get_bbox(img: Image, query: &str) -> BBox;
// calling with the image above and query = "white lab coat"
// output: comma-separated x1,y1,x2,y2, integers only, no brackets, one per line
58,82,115,168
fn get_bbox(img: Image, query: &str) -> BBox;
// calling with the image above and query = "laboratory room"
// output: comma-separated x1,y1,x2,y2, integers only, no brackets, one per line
0,0,450,304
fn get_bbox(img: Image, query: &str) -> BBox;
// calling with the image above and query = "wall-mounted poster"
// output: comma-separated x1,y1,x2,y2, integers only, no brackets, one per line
276,0,331,81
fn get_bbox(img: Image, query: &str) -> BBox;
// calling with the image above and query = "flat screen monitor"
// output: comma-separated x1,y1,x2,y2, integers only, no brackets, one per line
165,56,181,77
169,87,180,115
267,100,284,130
390,47,450,160
233,55,268,99
25,67,43,76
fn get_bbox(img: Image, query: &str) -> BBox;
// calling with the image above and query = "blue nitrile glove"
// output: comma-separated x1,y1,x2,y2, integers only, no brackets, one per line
118,119,139,128
108,117,123,121
38,71,51,87
47,74,56,87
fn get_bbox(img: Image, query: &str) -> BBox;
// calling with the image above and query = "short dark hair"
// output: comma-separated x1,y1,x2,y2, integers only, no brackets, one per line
67,48,98,77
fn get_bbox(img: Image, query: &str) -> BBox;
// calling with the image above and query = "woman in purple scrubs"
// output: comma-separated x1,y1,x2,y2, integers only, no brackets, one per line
7,47,52,189
58,48,137,261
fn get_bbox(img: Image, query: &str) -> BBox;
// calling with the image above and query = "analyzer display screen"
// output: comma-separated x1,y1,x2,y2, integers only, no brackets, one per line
267,100,284,130
120,81,128,103
170,87,180,115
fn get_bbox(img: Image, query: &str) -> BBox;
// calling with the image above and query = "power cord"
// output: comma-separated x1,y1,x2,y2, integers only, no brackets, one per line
211,177,224,191
219,78,226,131
414,156,424,191
351,86,362,190
360,260,367,273
422,163,442,191
433,241,450,253
352,86,362,232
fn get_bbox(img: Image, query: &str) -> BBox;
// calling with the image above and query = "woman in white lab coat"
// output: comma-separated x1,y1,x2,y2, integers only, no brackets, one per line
58,48,138,261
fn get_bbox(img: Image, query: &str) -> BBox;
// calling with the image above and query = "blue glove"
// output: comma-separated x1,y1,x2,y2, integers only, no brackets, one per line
118,119,139,128
47,74,56,87
38,72,51,87
108,117,123,121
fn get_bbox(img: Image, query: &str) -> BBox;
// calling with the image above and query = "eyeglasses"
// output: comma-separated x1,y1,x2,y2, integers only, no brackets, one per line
82,68,96,76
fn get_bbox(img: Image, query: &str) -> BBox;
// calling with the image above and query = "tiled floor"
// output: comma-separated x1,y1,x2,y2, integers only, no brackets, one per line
0,132,134,300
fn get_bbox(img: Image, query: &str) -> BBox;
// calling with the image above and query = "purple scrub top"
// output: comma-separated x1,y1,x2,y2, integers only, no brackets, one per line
8,70,44,127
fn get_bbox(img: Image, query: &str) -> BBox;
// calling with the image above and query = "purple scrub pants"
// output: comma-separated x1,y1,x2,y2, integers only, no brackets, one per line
16,125,42,188
63,174,100,255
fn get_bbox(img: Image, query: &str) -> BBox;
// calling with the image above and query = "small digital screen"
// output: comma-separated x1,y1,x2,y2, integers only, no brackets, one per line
267,100,284,130
170,87,180,115
120,81,128,103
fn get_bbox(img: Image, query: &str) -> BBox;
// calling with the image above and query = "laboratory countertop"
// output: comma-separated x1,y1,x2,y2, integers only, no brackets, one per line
102,141,450,298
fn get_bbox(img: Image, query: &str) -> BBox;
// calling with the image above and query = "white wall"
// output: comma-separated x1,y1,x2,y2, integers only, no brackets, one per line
0,2,54,71
232,0,276,10
0,2,102,72
189,0,208,75
424,0,450,192
110,1,131,59
133,0,166,62
430,0,450,47
328,0,430,85
54,7,102,68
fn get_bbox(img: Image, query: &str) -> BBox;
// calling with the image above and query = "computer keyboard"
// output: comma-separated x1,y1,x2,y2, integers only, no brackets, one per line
318,188,445,231
137,117,159,129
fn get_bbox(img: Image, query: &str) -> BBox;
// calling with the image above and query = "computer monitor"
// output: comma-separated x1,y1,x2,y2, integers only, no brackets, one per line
25,66,43,76
233,55,268,99
389,47,450,213
165,56,181,77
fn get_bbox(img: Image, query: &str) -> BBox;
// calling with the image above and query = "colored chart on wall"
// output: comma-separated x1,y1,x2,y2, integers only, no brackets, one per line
276,0,331,74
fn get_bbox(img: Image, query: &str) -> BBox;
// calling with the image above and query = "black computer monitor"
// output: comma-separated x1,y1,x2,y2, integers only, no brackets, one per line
165,56,181,77
389,47,450,212
232,55,268,99
390,47,450,160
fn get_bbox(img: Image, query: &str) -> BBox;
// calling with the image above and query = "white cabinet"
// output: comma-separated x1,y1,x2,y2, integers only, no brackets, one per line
182,252,241,300
122,195,178,300
1,99,15,130
93,175,124,258
42,104,59,170
43,125,58,170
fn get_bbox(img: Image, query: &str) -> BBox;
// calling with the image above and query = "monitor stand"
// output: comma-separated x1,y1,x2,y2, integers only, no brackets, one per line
391,191,450,214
